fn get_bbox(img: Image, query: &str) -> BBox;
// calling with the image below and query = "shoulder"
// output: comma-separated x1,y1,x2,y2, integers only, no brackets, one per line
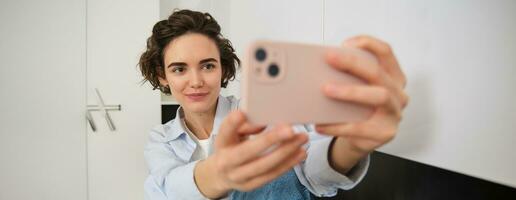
147,119,181,143
147,123,168,143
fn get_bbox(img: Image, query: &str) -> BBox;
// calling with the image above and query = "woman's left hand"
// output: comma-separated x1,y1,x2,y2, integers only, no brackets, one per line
315,35,410,162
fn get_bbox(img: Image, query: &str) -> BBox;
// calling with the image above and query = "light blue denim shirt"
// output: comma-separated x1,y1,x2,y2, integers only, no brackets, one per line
144,95,370,200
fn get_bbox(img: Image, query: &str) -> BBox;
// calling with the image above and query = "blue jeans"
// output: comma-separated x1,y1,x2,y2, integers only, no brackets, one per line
229,169,312,200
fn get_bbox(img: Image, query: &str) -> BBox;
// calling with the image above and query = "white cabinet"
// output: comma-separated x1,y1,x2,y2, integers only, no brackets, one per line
324,0,516,188
0,0,160,199
0,0,88,199
86,0,160,200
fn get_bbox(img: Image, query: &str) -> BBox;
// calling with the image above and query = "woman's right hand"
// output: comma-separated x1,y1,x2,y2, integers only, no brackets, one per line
194,111,308,198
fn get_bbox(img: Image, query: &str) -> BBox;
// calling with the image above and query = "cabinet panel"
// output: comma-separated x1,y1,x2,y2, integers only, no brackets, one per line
0,0,88,199
86,0,160,199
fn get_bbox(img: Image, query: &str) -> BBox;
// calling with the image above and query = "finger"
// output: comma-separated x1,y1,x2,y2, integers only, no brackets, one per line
322,84,389,107
237,123,266,142
215,111,247,148
323,83,401,115
315,122,398,143
234,148,306,192
325,49,386,85
325,49,407,111
343,35,406,88
227,133,308,183
237,122,266,136
224,125,296,167
400,91,410,109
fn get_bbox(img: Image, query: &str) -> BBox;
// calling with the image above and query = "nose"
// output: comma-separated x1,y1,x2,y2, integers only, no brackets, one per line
189,69,204,88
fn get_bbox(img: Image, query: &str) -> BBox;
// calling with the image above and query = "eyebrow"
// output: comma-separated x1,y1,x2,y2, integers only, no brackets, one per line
166,58,218,68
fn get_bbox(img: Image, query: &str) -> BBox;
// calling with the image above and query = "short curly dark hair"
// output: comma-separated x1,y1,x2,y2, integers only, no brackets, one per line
138,9,240,95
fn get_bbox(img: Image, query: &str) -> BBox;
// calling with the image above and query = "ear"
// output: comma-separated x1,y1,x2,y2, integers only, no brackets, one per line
158,76,168,87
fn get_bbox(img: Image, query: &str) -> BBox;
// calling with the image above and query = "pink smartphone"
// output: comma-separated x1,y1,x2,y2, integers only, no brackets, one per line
241,40,376,125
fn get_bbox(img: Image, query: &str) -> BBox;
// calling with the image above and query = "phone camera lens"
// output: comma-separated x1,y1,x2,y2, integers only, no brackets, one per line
255,48,266,62
268,63,280,77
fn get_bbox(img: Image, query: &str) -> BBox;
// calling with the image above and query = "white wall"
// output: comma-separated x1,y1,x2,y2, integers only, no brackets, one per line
160,0,516,188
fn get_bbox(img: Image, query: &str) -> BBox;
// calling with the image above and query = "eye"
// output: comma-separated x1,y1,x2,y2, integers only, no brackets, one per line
171,66,186,74
202,63,216,70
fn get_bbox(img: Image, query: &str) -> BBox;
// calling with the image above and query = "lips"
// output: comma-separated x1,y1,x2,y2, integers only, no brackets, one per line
185,92,209,101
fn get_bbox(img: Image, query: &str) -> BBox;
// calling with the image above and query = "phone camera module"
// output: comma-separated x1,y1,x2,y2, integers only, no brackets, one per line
268,63,280,77
255,48,267,62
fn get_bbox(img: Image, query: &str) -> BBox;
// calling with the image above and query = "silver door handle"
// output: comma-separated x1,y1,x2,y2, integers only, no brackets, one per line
87,104,121,111
86,110,97,132
86,88,122,132
95,88,116,131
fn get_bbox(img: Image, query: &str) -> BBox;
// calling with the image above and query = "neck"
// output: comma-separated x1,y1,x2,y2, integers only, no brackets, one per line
183,99,218,140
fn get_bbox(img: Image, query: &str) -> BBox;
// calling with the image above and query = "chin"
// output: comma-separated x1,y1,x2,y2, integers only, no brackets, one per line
181,95,218,114
185,104,211,113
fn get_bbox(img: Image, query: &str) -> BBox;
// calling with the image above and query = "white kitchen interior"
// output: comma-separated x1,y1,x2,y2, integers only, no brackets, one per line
1,0,515,199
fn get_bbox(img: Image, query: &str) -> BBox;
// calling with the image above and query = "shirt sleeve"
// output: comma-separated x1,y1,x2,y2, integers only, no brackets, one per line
144,127,207,200
292,124,370,197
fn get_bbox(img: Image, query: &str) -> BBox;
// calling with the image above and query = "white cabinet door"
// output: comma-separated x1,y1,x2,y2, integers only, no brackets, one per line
86,0,160,199
0,0,88,199
324,0,516,188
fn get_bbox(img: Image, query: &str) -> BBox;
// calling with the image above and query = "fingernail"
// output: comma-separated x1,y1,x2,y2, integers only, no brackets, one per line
326,51,339,60
279,126,292,139
315,125,324,133
324,84,337,94
344,38,358,46
231,111,242,121
297,133,308,143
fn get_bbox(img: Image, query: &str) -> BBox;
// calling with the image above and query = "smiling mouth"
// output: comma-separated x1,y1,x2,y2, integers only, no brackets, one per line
186,92,208,96
185,92,209,101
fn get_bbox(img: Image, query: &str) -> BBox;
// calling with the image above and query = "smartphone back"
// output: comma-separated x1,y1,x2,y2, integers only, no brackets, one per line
241,40,376,125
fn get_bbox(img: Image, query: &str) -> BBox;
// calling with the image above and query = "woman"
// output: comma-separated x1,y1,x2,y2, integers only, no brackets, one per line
139,9,409,200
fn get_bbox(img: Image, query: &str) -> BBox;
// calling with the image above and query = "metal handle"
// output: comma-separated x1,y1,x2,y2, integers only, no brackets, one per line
86,110,97,132
87,104,121,111
95,88,116,131
86,88,122,132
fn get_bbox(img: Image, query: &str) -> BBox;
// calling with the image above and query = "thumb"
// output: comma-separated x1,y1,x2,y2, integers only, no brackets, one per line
215,111,247,149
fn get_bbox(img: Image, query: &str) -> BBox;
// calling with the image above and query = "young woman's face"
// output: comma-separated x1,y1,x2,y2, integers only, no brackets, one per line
160,33,222,114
